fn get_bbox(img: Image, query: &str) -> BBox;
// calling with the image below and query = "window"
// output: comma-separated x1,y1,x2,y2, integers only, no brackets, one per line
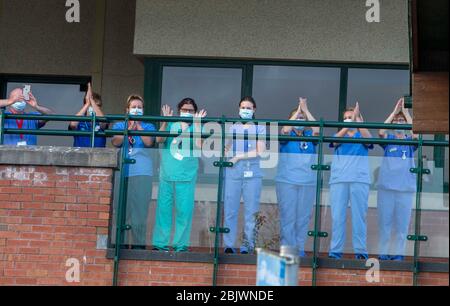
1,75,90,147
252,65,341,121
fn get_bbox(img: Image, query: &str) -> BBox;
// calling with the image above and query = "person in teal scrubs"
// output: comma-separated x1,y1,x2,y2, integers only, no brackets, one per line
276,98,319,257
152,98,207,252
377,98,418,261
112,95,156,249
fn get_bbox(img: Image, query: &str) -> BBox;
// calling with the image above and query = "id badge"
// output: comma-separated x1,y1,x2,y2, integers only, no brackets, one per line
174,152,184,161
128,148,133,155
17,141,27,147
244,171,254,178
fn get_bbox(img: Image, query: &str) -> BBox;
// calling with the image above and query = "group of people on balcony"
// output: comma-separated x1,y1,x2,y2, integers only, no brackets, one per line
0,85,417,261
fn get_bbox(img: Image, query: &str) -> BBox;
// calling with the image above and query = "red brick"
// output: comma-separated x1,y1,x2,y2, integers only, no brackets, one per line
0,202,20,209
33,195,56,203
55,196,77,203
56,181,78,189
0,187,22,193
21,217,43,225
9,210,33,217
87,204,110,212
0,180,11,186
77,196,100,204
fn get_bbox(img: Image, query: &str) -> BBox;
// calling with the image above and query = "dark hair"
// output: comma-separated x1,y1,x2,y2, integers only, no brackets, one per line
177,98,198,112
239,96,256,108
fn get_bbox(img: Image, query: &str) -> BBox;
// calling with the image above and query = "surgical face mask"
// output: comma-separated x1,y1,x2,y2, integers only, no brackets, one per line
180,112,194,118
239,109,254,120
87,106,95,116
11,101,27,111
129,107,143,116
395,129,405,135
344,118,356,131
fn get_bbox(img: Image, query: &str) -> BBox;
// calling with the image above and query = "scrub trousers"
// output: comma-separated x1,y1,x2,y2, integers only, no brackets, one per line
223,176,262,253
152,177,197,251
329,182,370,256
377,189,414,257
124,175,153,246
276,183,316,255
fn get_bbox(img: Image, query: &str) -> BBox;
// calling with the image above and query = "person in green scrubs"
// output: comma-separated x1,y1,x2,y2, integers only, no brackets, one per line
152,98,207,252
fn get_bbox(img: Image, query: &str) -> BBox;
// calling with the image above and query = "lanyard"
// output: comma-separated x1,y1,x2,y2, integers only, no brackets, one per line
15,119,24,140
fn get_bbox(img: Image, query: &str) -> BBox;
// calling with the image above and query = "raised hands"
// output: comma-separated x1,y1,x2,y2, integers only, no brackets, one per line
299,97,308,114
26,92,38,109
161,104,174,117
194,109,207,119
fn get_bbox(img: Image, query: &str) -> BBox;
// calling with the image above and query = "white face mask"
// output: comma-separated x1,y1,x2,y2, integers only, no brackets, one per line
11,101,27,111
87,106,95,116
129,107,143,116
344,118,353,123
239,109,254,120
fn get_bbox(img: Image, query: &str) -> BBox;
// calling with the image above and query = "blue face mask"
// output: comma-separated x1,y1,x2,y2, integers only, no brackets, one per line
11,101,27,111
239,109,254,120
180,112,194,118
129,108,143,116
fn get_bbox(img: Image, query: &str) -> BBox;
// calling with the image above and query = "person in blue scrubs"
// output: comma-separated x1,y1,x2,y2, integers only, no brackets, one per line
377,98,418,261
223,96,266,254
0,87,54,146
276,98,319,257
152,99,206,252
329,103,373,260
69,83,108,148
112,95,156,249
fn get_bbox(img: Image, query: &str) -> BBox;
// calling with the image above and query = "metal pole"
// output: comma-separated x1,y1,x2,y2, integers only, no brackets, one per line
311,119,326,286
212,116,227,286
112,116,132,286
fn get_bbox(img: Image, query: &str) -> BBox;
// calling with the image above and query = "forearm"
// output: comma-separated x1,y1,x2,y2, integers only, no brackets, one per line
0,99,10,108
379,113,395,136
156,123,168,143
111,136,124,147
35,105,54,115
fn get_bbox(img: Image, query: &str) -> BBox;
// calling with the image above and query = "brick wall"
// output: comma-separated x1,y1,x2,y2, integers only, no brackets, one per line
0,164,448,286
0,165,114,286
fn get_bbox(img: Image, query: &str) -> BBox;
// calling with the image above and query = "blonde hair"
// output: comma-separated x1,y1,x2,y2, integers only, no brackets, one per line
126,95,144,111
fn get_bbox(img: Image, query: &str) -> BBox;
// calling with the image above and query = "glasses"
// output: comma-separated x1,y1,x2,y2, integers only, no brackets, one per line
180,108,195,113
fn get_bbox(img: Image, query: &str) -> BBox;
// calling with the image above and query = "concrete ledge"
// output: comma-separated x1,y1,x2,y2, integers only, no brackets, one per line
0,146,120,168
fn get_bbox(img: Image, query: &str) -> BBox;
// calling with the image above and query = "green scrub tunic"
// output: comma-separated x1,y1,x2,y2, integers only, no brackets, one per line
153,122,200,251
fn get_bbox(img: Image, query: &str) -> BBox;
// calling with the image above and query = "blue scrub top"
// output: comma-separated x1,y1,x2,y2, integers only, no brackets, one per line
2,111,41,145
71,122,106,148
329,131,373,185
276,129,317,186
225,123,266,179
113,121,156,177
377,134,417,192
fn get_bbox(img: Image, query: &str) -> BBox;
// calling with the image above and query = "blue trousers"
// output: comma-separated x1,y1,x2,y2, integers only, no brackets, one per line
276,183,315,255
223,177,262,252
377,189,414,256
329,182,369,255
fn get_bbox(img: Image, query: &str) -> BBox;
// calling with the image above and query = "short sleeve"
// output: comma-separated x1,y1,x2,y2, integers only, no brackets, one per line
112,122,125,130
